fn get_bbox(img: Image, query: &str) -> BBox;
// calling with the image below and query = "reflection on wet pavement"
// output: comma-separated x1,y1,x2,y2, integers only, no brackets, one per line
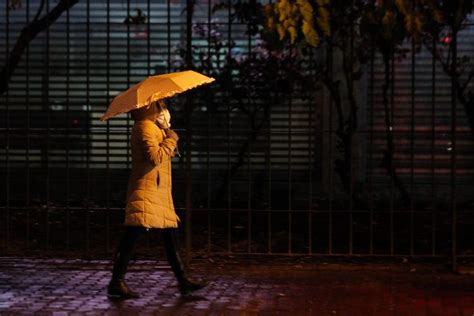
0,257,473,315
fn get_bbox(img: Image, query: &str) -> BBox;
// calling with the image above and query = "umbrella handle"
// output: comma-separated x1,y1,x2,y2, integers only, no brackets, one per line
175,144,181,158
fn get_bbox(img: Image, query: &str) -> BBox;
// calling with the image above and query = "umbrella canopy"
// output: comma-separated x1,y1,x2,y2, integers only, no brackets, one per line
100,70,215,121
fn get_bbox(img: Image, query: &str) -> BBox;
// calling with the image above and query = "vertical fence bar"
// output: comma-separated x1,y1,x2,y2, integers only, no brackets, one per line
266,0,273,255
450,29,458,272
147,0,151,76
348,7,354,255
86,0,91,254
167,0,171,72
26,0,31,249
205,0,210,253
247,128,252,254
126,0,131,170
125,0,131,252
45,0,50,252
327,40,333,255
389,53,394,256
105,0,111,253
308,46,314,255
431,35,436,257
226,0,232,254
247,19,252,254
66,3,71,251
167,0,180,252
267,62,272,255
4,1,10,251
369,39,375,255
288,95,292,254
410,34,415,256
144,0,151,253
265,2,274,257
206,0,212,254
168,2,173,256
185,0,194,265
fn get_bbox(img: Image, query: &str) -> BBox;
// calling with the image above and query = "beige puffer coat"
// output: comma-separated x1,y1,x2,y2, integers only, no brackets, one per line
124,104,180,228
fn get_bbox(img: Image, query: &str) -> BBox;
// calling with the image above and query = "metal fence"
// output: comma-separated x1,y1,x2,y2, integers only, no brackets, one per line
1,0,473,269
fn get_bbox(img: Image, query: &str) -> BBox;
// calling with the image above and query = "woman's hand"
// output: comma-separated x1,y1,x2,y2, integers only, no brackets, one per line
165,129,179,142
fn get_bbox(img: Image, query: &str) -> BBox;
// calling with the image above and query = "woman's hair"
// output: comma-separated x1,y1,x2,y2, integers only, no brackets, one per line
157,99,167,111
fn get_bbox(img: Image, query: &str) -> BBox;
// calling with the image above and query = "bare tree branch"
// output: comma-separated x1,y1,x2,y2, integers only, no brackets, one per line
33,0,46,22
1,0,79,96
423,37,474,140
461,70,474,92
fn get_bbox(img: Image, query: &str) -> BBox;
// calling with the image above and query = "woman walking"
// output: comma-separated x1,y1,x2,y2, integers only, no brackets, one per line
107,101,208,299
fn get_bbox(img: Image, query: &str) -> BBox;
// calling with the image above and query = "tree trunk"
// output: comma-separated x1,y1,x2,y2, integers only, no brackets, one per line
381,53,411,206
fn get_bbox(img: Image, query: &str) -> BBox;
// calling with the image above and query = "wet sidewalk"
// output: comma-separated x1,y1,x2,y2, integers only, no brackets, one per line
0,256,473,315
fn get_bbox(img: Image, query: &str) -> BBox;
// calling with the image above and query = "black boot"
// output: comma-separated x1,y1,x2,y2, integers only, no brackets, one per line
162,229,209,296
177,277,209,296
107,226,145,299
107,277,141,299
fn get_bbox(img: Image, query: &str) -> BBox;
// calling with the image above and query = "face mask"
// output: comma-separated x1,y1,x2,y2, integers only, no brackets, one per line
156,108,171,129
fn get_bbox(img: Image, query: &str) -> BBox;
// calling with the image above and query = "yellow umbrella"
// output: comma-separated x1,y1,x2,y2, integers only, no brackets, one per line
100,70,215,121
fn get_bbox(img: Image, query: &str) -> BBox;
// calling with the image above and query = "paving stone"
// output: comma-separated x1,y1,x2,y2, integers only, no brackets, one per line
0,258,473,314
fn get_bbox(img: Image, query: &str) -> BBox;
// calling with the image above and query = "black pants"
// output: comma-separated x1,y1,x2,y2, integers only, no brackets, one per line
111,226,186,283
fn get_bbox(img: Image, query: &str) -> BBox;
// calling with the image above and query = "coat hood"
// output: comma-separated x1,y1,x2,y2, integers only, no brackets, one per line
130,102,160,122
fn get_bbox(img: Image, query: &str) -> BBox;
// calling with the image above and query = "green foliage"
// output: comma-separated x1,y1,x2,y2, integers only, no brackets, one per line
361,0,444,52
264,0,331,47
262,0,449,51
